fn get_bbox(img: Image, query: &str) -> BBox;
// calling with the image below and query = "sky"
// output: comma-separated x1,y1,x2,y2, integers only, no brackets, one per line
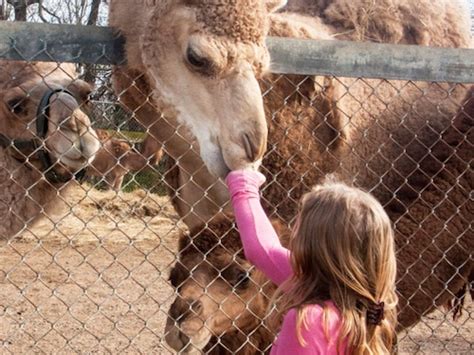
3,1,474,32
471,0,474,32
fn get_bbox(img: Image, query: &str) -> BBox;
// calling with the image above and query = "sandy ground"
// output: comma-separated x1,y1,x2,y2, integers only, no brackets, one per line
0,185,472,354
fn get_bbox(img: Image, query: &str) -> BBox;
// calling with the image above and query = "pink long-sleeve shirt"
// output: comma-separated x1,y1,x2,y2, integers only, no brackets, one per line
226,170,347,354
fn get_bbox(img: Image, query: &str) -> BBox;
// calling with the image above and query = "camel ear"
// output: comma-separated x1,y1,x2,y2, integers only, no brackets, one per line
67,79,93,105
266,0,287,12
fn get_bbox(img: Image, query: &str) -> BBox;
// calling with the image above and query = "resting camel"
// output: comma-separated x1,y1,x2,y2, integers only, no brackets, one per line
86,130,162,191
166,217,289,354
118,0,474,351
0,61,100,241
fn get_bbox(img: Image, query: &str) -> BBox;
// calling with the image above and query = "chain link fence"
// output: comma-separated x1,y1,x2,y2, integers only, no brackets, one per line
0,11,473,355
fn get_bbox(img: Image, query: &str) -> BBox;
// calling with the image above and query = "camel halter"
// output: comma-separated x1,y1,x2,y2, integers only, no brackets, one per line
0,88,87,184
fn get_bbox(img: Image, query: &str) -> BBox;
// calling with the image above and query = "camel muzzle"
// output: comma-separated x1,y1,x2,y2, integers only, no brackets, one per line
0,88,88,184
243,133,259,162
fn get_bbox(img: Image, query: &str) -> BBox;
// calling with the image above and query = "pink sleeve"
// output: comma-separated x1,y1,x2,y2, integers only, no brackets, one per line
226,170,292,286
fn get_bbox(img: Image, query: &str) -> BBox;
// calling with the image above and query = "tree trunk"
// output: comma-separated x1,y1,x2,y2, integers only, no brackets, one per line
8,0,40,21
13,2,27,21
83,0,102,84
0,4,6,20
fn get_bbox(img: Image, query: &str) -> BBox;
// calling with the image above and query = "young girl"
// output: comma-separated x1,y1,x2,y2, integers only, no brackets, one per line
226,170,398,355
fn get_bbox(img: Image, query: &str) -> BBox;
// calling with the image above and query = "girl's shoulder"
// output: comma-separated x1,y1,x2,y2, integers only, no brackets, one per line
304,300,343,321
285,300,341,318
284,301,345,349
295,301,342,328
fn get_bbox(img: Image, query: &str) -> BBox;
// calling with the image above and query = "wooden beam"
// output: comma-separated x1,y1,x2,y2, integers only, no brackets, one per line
267,37,474,83
0,21,473,83
0,21,125,65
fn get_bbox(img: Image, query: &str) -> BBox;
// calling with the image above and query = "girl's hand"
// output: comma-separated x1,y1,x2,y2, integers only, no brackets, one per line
226,169,266,192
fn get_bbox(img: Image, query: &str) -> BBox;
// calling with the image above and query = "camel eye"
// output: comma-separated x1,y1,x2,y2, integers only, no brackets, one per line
234,270,250,288
186,47,213,74
7,96,27,116
221,265,251,289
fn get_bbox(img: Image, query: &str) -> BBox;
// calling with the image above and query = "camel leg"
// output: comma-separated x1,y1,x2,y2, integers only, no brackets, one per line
140,134,163,166
104,173,117,191
112,175,125,192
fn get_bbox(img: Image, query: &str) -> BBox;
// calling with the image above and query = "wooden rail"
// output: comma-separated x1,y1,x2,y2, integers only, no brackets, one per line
1,21,474,83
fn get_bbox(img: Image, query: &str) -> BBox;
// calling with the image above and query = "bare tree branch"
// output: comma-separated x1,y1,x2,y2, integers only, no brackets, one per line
36,0,62,23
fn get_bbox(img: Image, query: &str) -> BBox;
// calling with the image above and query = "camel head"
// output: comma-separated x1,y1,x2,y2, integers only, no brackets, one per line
140,0,287,177
96,131,133,167
165,217,275,353
88,136,134,191
0,78,100,180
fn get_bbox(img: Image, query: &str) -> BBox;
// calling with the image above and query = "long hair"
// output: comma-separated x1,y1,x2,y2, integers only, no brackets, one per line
270,181,398,354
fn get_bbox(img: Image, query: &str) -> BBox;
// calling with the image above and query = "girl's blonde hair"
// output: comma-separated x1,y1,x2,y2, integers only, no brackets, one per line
271,181,398,355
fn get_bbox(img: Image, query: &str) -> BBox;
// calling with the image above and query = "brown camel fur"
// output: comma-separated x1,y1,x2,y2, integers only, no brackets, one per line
166,216,290,354
0,61,100,241
284,0,471,47
158,2,473,349
436,87,474,320
86,130,162,191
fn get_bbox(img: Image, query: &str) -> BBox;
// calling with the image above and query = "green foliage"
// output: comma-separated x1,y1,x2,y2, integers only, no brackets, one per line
89,157,170,196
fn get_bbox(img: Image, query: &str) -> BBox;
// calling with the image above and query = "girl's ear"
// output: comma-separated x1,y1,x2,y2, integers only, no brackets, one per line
266,0,287,12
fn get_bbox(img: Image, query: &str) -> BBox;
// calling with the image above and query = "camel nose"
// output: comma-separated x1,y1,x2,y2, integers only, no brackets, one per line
242,131,266,163
190,299,203,316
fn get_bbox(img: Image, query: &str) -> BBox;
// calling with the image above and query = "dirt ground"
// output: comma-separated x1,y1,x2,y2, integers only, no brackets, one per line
0,185,472,354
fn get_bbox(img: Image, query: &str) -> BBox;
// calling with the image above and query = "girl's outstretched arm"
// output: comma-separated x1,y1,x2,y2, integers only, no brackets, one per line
226,170,292,286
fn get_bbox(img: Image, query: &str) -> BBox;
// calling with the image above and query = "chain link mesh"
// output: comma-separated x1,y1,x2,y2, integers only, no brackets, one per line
0,20,473,355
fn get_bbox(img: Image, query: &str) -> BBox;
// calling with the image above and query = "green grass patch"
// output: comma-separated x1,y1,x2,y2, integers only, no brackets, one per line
89,159,170,196
105,130,146,142
90,130,170,194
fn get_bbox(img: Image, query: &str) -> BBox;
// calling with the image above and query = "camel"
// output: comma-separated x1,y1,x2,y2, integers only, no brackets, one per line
109,0,294,226
165,86,473,353
165,216,289,354
137,0,473,350
0,61,100,241
86,130,162,191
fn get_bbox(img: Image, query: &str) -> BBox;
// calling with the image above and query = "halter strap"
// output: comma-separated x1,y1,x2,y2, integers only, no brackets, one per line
0,133,39,151
36,88,74,139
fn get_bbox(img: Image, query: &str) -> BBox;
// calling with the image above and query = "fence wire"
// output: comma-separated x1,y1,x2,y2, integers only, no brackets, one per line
0,31,473,355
